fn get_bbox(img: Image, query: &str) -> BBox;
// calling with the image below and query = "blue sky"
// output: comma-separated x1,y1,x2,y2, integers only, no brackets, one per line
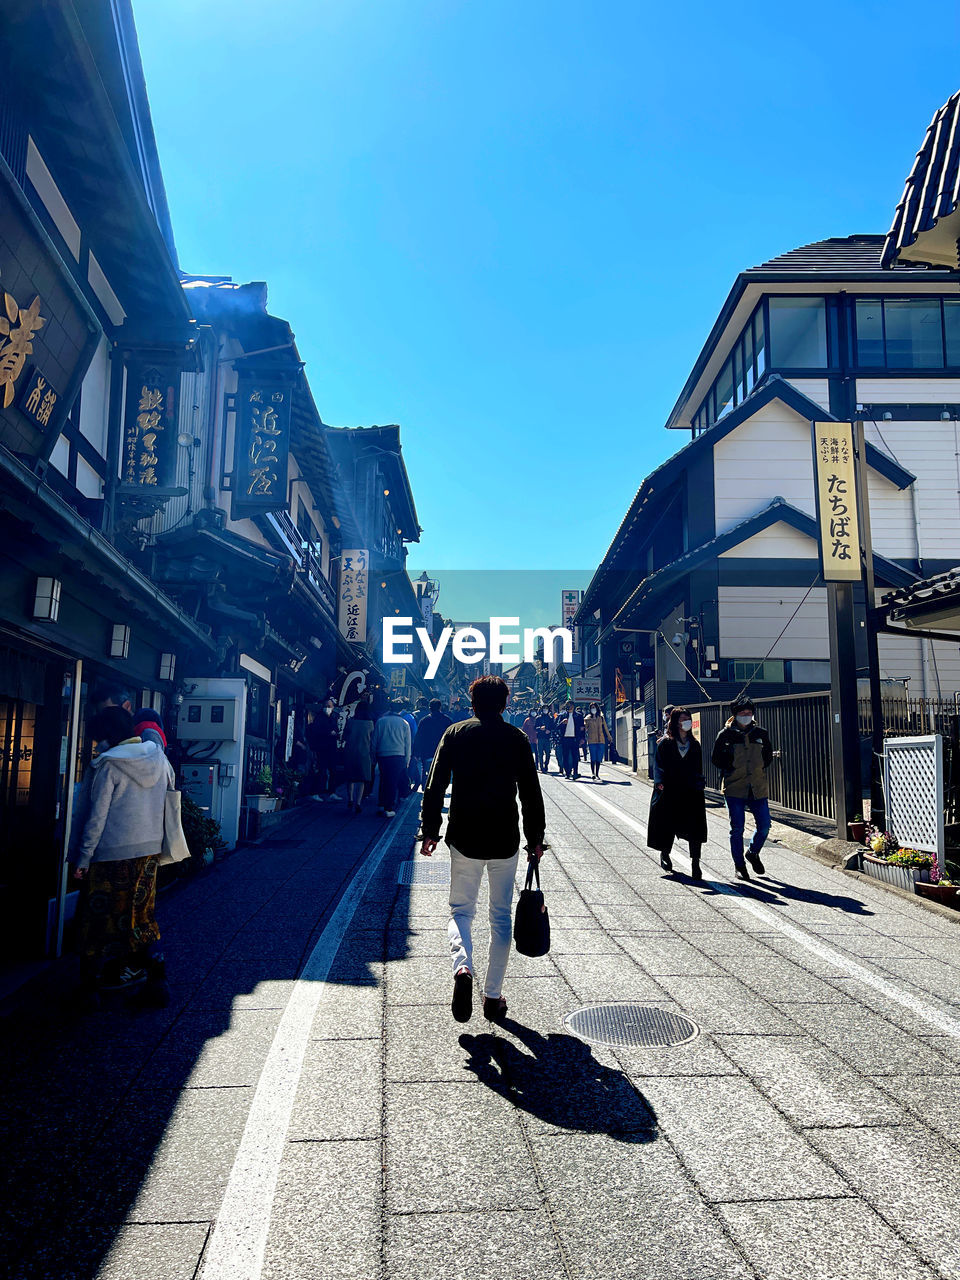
135,0,959,595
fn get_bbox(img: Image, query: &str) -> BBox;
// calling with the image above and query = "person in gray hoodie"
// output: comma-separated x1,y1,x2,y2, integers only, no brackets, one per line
70,706,175,998
372,702,412,818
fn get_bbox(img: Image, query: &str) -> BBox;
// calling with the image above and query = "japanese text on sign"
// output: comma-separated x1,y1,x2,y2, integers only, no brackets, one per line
812,421,861,582
232,379,292,515
122,368,175,488
338,549,369,643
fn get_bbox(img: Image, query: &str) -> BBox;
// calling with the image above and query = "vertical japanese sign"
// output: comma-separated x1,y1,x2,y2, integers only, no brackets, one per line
338,549,369,643
561,589,581,651
231,377,292,516
121,364,178,489
812,422,862,582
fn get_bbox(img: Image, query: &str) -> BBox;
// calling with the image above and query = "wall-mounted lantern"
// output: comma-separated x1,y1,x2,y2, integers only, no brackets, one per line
33,577,61,622
110,624,131,660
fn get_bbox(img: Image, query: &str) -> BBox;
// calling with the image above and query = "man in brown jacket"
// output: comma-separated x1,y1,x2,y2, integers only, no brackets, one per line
710,696,774,880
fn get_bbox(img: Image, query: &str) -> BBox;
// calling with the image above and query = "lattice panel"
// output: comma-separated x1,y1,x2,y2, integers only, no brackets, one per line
884,736,943,854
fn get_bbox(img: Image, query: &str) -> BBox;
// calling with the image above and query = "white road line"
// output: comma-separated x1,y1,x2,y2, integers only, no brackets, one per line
575,782,960,1040
200,815,409,1280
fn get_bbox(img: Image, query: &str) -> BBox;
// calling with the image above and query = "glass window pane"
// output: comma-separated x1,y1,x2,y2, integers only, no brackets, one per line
733,343,744,405
715,357,735,419
944,299,960,365
768,297,827,367
744,324,755,393
754,310,766,376
883,298,943,368
855,299,884,367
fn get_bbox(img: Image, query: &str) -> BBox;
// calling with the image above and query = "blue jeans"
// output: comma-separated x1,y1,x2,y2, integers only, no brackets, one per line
726,795,771,864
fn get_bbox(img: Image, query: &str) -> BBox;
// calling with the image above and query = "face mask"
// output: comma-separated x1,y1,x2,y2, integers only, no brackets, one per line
680,720,693,732
736,714,753,727
324,706,334,716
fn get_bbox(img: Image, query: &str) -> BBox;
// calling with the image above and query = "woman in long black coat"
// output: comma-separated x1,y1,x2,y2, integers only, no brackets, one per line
647,706,708,881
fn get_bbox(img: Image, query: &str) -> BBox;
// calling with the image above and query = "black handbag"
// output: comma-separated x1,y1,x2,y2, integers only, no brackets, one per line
513,859,550,956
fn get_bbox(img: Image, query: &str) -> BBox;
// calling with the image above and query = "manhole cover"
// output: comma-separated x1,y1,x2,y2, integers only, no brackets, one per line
563,1003,699,1048
397,861,451,886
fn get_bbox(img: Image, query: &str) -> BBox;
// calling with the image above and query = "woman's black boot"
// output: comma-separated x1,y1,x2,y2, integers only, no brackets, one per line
690,858,702,881
660,852,673,872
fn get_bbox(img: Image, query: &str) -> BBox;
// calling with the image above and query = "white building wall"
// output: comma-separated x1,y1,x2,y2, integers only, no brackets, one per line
788,378,830,411
713,402,816,534
878,631,960,694
718,586,829,659
857,378,960,404
78,336,110,457
862,419,960,563
719,521,815,559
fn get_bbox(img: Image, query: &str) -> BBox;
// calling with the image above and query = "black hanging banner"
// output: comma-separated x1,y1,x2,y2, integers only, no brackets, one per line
231,375,292,518
119,362,179,491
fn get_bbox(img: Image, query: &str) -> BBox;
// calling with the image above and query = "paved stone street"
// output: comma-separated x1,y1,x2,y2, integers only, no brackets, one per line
4,767,960,1280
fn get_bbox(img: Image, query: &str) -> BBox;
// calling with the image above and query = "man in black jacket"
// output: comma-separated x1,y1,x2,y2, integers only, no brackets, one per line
420,676,545,1024
556,701,585,778
534,707,555,773
710,696,775,879
413,699,452,775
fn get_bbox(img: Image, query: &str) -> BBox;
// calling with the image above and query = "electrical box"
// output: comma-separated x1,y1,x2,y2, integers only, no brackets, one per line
177,697,239,741
181,762,217,811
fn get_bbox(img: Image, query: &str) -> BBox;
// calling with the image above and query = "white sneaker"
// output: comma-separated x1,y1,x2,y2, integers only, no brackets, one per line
385,810,396,818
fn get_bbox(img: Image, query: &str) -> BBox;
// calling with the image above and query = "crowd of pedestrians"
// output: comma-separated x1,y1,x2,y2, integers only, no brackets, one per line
66,674,775,1026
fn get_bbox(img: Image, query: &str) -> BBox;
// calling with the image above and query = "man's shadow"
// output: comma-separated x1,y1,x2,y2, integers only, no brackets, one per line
459,1018,657,1143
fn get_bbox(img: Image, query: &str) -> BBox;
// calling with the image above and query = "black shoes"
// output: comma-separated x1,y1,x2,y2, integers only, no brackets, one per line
747,852,766,875
660,853,673,873
690,859,702,881
452,969,473,1023
482,995,507,1022
734,862,751,881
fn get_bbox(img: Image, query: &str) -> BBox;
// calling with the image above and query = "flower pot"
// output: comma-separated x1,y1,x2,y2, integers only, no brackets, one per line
246,794,278,814
916,882,958,907
848,821,867,844
861,852,930,894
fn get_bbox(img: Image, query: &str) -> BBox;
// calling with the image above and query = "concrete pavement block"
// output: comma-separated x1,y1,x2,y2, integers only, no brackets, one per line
875,1074,960,1143
532,1131,752,1280
386,1208,567,1280
312,979,383,1039
652,975,799,1034
385,1081,539,1212
613,1031,741,1078
550,952,670,1004
28,1222,211,1280
548,928,622,955
714,1035,906,1127
149,1009,283,1088
641,1076,847,1201
261,1138,381,1280
808,1125,960,1278
386,1003,494,1082
621,934,727,977
590,902,669,933
288,1038,380,1140
780,1002,957,1076
718,1197,938,1280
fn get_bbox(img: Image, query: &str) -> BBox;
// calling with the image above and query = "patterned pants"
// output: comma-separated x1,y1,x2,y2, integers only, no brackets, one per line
76,855,161,964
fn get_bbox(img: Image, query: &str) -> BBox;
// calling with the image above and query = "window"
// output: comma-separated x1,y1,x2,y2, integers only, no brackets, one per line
945,299,960,365
730,659,784,683
715,357,735,420
883,298,943,368
768,297,827,367
855,299,884,367
693,301,766,430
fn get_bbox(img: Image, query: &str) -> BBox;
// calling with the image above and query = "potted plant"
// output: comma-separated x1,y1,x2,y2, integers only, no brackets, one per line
179,793,227,869
861,828,933,892
916,855,958,907
847,812,867,843
246,764,278,813
274,762,303,809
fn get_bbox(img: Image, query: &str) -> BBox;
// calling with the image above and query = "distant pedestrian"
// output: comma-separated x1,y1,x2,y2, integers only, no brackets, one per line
399,702,420,792
69,706,175,1005
710,697,774,880
534,707,554,773
373,702,412,817
647,707,707,880
343,702,375,813
306,698,339,800
584,703,612,779
413,699,452,777
421,676,545,1024
557,700,584,779
521,710,537,752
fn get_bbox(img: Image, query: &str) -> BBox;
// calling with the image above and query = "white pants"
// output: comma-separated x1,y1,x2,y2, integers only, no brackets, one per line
448,845,520,999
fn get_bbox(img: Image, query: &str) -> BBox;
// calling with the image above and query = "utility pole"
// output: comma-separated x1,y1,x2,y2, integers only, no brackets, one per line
813,421,867,838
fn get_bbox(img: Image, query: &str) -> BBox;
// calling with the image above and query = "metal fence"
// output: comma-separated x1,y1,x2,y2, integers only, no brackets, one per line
681,692,835,821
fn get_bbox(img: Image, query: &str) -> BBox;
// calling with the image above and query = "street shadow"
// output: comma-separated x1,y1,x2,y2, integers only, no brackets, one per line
759,878,874,916
458,1017,658,1142
0,792,415,1280
669,869,874,916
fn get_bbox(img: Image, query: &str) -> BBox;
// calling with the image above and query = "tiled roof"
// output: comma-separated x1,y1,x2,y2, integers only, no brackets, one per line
883,91,960,270
748,235,935,274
